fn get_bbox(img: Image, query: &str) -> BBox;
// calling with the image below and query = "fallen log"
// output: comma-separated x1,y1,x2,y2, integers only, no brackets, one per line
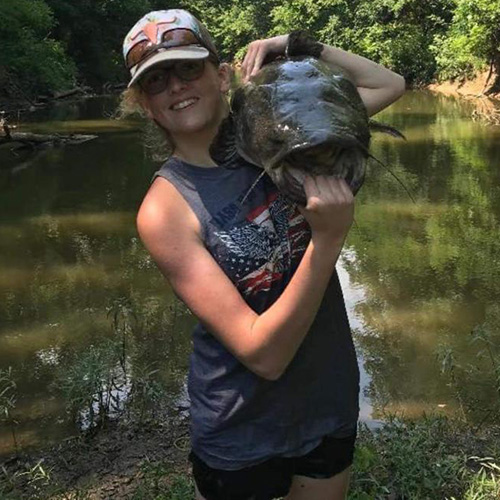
0,130,97,148
52,87,92,100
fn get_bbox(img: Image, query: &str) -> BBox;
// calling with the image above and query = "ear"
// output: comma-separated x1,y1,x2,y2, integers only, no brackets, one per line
218,63,232,94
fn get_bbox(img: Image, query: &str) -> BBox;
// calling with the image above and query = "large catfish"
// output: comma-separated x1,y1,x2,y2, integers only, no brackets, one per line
210,31,404,205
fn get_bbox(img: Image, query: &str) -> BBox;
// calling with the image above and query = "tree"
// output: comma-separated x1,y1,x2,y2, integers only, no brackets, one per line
0,0,75,96
432,0,500,87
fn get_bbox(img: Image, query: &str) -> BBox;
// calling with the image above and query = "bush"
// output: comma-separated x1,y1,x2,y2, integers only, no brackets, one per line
0,0,75,96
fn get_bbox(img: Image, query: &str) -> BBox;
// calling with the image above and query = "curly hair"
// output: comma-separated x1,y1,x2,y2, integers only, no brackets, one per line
116,85,174,161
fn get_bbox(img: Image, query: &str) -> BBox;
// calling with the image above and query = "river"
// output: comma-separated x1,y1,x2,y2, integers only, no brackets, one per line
1,91,499,455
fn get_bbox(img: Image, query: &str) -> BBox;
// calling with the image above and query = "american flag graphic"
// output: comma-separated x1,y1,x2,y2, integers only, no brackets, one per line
214,192,310,297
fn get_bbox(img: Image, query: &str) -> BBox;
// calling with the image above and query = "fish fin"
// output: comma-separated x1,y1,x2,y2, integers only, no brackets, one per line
286,30,324,59
369,120,406,140
368,153,416,203
209,112,239,168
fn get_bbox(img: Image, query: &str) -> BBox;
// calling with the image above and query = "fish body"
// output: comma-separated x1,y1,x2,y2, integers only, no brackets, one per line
211,33,404,205
231,56,370,204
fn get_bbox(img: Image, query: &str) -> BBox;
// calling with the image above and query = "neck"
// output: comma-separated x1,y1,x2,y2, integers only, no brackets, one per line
172,126,219,167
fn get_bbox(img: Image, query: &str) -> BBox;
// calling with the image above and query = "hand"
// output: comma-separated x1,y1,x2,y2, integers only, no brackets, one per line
241,35,288,82
299,175,354,244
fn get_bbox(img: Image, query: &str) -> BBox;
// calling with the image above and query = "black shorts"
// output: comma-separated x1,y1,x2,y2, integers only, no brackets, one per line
189,433,357,500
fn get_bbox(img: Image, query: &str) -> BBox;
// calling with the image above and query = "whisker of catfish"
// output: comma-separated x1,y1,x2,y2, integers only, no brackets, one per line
239,170,267,206
368,153,416,203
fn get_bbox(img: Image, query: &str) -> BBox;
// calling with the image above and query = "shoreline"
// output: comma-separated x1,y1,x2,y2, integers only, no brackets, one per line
426,69,500,100
1,414,498,499
2,71,500,117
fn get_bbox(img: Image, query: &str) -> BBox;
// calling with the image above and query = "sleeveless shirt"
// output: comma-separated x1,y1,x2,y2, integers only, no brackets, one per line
154,157,359,470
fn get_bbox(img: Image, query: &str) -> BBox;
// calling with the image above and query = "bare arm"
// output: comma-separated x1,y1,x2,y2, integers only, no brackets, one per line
241,34,406,116
137,175,353,381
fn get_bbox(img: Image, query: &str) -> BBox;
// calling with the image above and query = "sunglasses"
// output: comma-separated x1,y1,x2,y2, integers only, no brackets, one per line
139,59,209,95
126,28,216,71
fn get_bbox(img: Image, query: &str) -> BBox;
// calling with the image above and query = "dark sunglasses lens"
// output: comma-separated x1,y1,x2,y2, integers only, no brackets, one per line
175,60,205,81
140,69,169,95
139,60,205,95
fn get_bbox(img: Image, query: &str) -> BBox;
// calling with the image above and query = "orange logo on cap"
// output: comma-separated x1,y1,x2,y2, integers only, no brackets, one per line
132,16,178,44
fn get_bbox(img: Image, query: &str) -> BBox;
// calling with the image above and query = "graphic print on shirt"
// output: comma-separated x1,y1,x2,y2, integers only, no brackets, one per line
213,191,310,296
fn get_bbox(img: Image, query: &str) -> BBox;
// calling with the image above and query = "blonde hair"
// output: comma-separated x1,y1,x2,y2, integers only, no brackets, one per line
117,85,174,160
117,85,148,118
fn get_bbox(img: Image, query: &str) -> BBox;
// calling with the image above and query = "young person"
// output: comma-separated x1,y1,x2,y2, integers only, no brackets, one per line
122,9,405,500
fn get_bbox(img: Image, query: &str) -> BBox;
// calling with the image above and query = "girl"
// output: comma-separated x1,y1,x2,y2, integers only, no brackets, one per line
122,9,405,500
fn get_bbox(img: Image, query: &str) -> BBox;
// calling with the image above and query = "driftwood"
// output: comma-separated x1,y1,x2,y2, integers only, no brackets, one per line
0,131,97,147
0,119,97,151
53,87,88,100
102,82,126,94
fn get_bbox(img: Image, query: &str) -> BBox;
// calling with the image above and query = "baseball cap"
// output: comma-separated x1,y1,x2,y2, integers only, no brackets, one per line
123,9,219,87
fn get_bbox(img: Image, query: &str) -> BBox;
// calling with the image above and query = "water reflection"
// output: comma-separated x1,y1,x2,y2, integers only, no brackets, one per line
346,90,500,423
1,92,500,455
0,99,195,455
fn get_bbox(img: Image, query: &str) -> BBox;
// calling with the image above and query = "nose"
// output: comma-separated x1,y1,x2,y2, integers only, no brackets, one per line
168,73,188,94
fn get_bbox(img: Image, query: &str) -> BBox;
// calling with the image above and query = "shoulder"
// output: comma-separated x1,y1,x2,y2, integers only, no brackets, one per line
137,175,202,250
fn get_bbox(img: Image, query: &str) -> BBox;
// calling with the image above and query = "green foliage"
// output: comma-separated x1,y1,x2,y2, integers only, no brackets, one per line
350,417,500,500
0,367,19,454
131,461,194,499
432,0,500,80
186,0,276,60
2,0,500,94
0,0,76,95
53,294,186,429
56,339,124,428
438,305,500,422
44,0,153,87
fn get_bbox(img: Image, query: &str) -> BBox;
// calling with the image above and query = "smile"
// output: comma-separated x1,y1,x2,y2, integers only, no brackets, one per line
171,98,199,111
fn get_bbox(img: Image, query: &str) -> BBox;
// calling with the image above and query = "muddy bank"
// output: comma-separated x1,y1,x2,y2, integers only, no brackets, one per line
1,415,499,499
427,70,500,124
0,414,191,499
427,69,500,99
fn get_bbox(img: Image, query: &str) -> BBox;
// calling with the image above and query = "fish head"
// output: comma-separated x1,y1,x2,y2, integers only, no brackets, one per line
231,56,371,204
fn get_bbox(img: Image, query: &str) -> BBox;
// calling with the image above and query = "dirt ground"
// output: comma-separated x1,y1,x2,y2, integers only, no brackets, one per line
427,70,500,98
0,414,191,499
427,70,500,124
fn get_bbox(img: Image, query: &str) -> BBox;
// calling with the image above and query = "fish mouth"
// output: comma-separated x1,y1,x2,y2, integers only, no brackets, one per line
265,140,367,204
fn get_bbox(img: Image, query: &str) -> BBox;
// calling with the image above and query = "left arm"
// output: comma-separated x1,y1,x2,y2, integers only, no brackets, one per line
241,35,406,116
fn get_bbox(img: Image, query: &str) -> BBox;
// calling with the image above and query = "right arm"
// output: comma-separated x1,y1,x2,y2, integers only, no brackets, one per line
137,175,353,381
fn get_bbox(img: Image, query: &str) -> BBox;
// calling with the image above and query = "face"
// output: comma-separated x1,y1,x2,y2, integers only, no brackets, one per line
139,59,230,138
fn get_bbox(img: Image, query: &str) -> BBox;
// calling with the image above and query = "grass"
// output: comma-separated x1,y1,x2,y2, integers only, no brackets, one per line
1,414,498,499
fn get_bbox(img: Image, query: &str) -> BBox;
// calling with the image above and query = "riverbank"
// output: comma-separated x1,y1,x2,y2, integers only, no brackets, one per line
427,70,500,99
426,70,500,124
1,414,499,499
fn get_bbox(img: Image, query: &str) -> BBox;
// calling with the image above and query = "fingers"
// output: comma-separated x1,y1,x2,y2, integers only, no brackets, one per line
241,35,288,82
304,175,353,208
241,41,265,82
299,175,354,240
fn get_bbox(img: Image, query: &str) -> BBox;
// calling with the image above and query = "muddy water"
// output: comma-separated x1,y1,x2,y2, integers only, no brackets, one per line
1,92,499,455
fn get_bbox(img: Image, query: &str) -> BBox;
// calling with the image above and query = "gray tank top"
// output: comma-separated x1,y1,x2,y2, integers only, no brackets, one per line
154,157,359,470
